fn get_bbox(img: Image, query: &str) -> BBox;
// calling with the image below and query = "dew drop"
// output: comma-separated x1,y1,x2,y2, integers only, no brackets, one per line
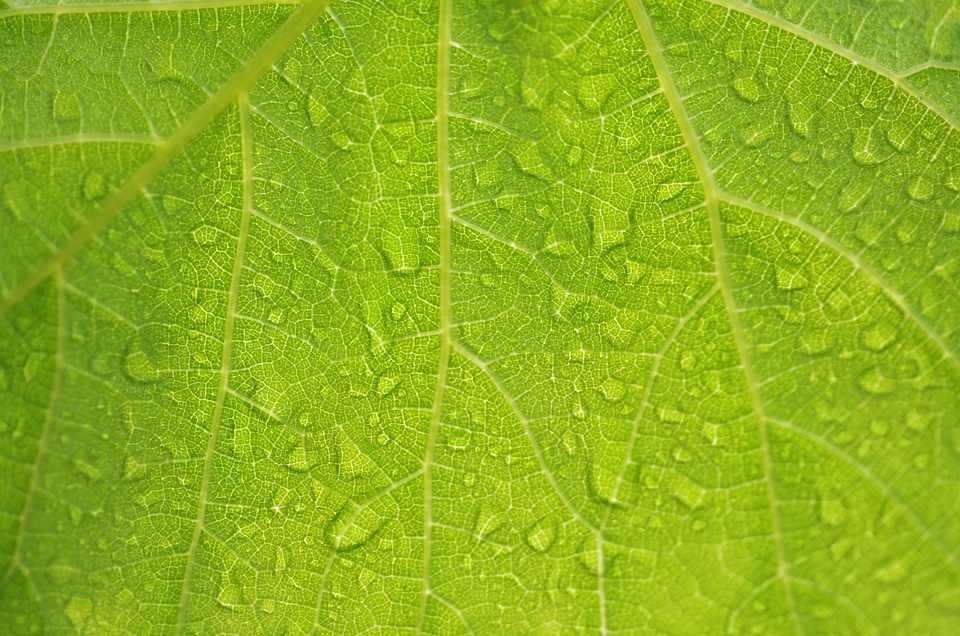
598,378,626,402
875,559,909,583
124,347,158,383
862,320,897,351
480,273,497,288
668,471,705,510
837,181,871,213
858,367,893,395
74,458,101,481
524,518,557,553
65,598,92,629
655,182,684,202
376,376,397,396
679,351,696,371
787,100,813,138
377,433,389,446
192,224,218,246
285,438,310,472
851,128,880,165
561,430,577,455
82,171,106,201
775,264,808,290
907,176,934,202
819,498,846,526
332,132,350,150
217,584,241,607
462,472,476,488
692,519,706,532
268,308,283,324
328,506,381,550
732,76,760,102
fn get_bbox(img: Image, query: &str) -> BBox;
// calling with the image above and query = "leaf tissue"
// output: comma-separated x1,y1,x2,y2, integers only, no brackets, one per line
1,0,959,633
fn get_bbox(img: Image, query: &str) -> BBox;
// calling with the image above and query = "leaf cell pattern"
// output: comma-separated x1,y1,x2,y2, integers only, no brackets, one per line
1,0,959,634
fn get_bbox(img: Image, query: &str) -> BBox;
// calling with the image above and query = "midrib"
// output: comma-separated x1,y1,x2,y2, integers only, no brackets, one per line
625,1,804,633
419,0,452,629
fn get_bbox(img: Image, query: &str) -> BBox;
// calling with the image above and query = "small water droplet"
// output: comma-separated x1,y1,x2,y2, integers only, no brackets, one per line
328,506,381,550
851,128,880,165
907,176,933,202
218,584,241,607
524,518,557,553
732,77,760,102
192,224,218,246
787,100,813,138
332,132,350,150
819,498,846,526
692,519,706,532
598,378,626,402
875,559,909,583
268,308,283,324
82,171,106,201
668,470,705,510
561,430,577,455
775,264,808,290
53,92,80,121
285,438,310,472
124,347,158,383
837,181,871,212
480,273,497,288
655,182,684,202
862,320,897,351
377,433,389,446
858,367,893,395
462,472,476,488
376,376,397,396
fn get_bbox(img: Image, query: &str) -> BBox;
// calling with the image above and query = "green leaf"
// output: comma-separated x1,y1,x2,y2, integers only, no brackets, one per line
2,0,959,633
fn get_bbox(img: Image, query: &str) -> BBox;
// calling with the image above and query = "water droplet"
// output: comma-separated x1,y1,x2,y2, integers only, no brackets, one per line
788,100,813,138
819,498,846,526
480,273,497,288
870,421,889,437
885,123,914,153
732,77,760,102
907,176,933,202
275,546,286,571
462,472,476,488
775,264,808,290
382,227,421,270
217,584,241,607
328,506,381,550
565,146,582,166
598,378,626,402
830,538,854,559
192,224,218,246
377,433,389,446
655,182,684,202
692,520,706,532
561,430,577,455
65,598,92,629
851,128,880,165
332,132,350,150
268,308,283,324
82,171,106,201
862,320,897,351
285,438,310,472
473,506,501,540
376,376,397,396
947,166,960,192
124,347,158,383
837,181,871,212
673,446,692,463
858,367,893,395
446,426,469,451
74,458,101,481
524,518,557,553
668,471,705,510
337,434,374,478
875,559,908,583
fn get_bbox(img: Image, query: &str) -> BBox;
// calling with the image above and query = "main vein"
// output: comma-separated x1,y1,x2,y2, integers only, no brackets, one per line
419,0,452,630
0,0,333,319
625,1,804,633
174,93,255,634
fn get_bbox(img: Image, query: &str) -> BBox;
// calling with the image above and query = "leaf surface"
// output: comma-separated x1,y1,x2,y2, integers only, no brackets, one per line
1,0,959,633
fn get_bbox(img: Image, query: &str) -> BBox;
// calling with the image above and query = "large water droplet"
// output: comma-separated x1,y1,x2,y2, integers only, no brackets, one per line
124,346,158,383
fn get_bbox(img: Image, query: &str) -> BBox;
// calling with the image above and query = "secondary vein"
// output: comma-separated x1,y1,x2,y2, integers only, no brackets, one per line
174,93,255,634
625,1,804,633
0,0,333,319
